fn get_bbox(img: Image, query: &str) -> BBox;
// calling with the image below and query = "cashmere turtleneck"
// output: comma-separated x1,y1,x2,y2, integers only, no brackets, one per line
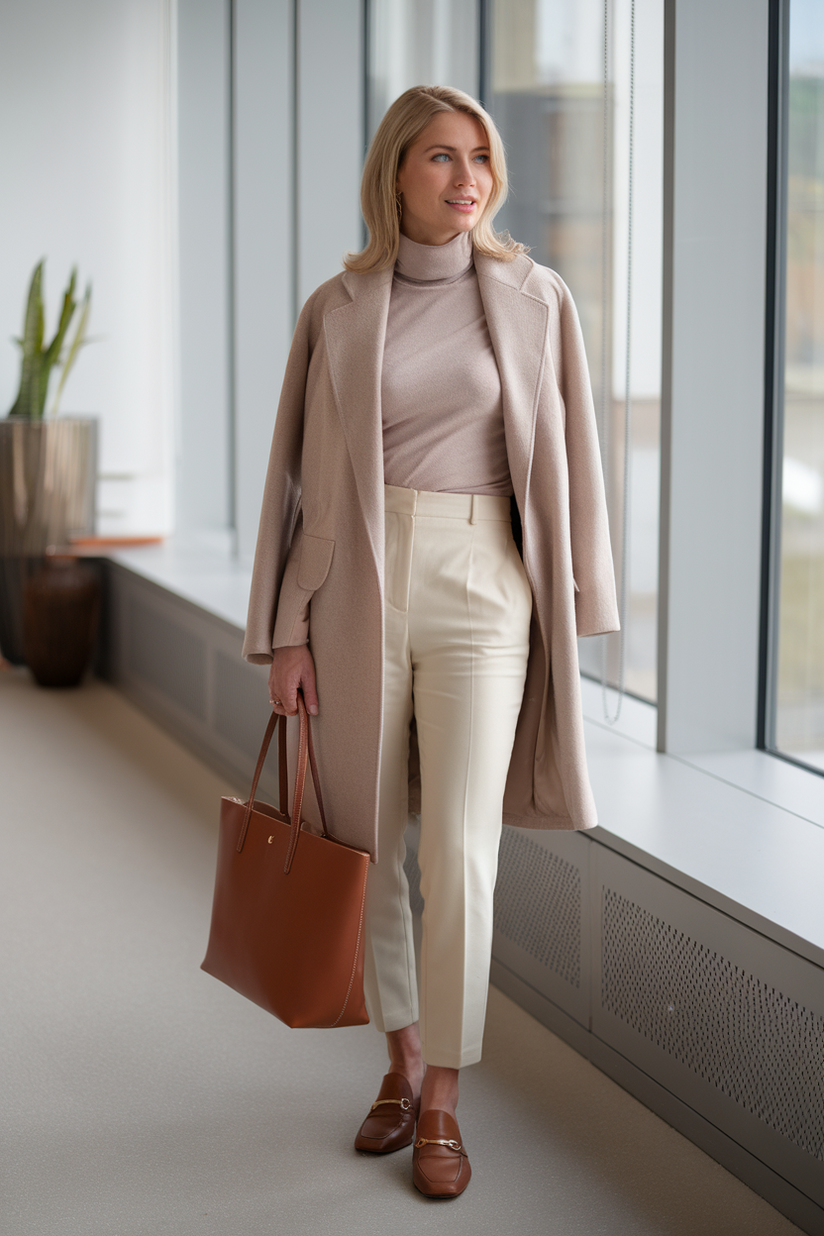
275,232,511,647
395,229,474,281
381,231,511,498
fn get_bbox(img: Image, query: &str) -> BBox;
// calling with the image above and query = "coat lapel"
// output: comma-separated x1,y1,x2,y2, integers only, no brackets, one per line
322,254,549,575
322,267,394,579
475,253,549,516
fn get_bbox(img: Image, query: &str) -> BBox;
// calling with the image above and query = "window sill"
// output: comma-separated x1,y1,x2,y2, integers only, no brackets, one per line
109,538,824,971
108,531,253,631
580,677,824,968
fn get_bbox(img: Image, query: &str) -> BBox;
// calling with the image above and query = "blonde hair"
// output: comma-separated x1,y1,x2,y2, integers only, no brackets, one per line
344,85,525,272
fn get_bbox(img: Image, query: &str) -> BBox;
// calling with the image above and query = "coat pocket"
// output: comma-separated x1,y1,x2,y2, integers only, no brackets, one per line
297,534,335,591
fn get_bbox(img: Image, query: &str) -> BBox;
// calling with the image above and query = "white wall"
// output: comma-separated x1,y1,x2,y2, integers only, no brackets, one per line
0,0,175,536
176,0,231,533
233,0,296,560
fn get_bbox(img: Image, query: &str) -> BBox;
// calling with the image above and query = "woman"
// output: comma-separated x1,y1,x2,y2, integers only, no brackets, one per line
243,85,619,1199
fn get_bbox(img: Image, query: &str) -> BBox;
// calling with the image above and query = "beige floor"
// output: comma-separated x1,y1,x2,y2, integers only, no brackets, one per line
0,669,803,1236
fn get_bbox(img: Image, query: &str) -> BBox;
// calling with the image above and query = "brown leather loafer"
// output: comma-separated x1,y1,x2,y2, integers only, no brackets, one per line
354,1072,420,1153
412,1109,471,1199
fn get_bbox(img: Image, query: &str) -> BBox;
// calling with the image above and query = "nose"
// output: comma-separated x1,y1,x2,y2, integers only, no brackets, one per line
453,157,476,187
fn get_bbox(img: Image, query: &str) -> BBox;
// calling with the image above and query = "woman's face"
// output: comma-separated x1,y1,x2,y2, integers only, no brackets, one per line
395,111,494,247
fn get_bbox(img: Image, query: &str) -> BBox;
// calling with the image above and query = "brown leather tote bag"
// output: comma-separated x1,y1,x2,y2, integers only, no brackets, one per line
201,694,370,1028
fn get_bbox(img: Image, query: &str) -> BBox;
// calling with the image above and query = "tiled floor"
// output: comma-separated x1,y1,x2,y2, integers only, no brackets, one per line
0,670,803,1235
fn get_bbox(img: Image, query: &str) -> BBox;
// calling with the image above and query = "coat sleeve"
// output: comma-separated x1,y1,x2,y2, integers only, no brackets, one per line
241,297,314,665
270,523,311,648
556,278,621,638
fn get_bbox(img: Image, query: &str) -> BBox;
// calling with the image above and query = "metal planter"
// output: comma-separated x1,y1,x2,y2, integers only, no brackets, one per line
0,417,97,663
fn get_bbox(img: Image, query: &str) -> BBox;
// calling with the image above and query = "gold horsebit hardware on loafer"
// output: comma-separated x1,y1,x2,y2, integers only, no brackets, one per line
370,1097,412,1112
414,1137,463,1151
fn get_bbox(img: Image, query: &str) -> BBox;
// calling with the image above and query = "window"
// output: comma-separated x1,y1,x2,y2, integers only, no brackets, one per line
366,0,663,705
367,0,480,140
771,0,824,773
484,0,663,704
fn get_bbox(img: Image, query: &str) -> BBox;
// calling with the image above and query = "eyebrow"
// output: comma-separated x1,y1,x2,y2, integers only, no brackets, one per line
422,144,490,153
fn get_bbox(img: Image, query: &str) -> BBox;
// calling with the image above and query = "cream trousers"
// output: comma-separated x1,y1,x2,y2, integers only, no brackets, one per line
362,484,533,1069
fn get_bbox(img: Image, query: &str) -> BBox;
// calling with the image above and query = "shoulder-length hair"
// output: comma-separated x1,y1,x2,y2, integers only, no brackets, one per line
344,85,525,272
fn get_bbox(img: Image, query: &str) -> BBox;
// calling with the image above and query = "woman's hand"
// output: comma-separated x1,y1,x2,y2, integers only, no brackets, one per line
268,645,319,717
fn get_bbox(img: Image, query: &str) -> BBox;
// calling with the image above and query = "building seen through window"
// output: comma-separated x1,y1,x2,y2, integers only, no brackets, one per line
774,0,824,773
485,0,663,704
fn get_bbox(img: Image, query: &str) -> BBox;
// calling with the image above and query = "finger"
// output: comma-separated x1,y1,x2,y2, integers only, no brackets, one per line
268,668,280,711
268,665,281,699
301,669,319,716
282,674,300,716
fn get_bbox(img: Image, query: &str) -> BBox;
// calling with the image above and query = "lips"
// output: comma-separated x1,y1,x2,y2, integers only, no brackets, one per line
446,199,477,213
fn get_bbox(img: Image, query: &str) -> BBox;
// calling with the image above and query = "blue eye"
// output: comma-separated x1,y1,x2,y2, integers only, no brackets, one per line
433,153,450,162
474,154,489,164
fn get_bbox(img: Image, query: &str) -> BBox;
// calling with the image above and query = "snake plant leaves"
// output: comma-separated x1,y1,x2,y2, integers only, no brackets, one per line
50,282,91,418
8,261,46,419
7,261,89,420
45,267,78,367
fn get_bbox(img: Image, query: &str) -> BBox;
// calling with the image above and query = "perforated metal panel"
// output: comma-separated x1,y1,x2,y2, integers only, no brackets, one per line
404,827,583,990
493,830,582,987
128,598,206,720
214,650,271,759
602,888,824,1162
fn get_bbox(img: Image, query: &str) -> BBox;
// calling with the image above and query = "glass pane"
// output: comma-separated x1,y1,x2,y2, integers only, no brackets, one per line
367,0,479,141
486,0,663,703
775,0,824,771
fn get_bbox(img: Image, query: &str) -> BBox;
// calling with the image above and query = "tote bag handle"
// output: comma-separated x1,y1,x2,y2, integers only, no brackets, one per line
236,692,329,874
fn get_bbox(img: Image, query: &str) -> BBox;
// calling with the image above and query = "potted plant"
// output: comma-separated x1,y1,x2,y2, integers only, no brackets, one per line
0,260,96,665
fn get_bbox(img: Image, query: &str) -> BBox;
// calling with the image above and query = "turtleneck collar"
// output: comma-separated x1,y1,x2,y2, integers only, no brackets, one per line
395,230,474,284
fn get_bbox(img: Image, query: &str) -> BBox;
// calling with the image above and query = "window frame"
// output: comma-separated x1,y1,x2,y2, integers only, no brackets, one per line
758,0,788,758
759,0,824,780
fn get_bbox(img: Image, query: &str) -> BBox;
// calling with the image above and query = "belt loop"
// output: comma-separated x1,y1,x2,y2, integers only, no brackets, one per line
470,494,478,525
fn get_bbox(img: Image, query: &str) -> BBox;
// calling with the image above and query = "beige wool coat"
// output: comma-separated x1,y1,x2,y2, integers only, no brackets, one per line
242,250,620,862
